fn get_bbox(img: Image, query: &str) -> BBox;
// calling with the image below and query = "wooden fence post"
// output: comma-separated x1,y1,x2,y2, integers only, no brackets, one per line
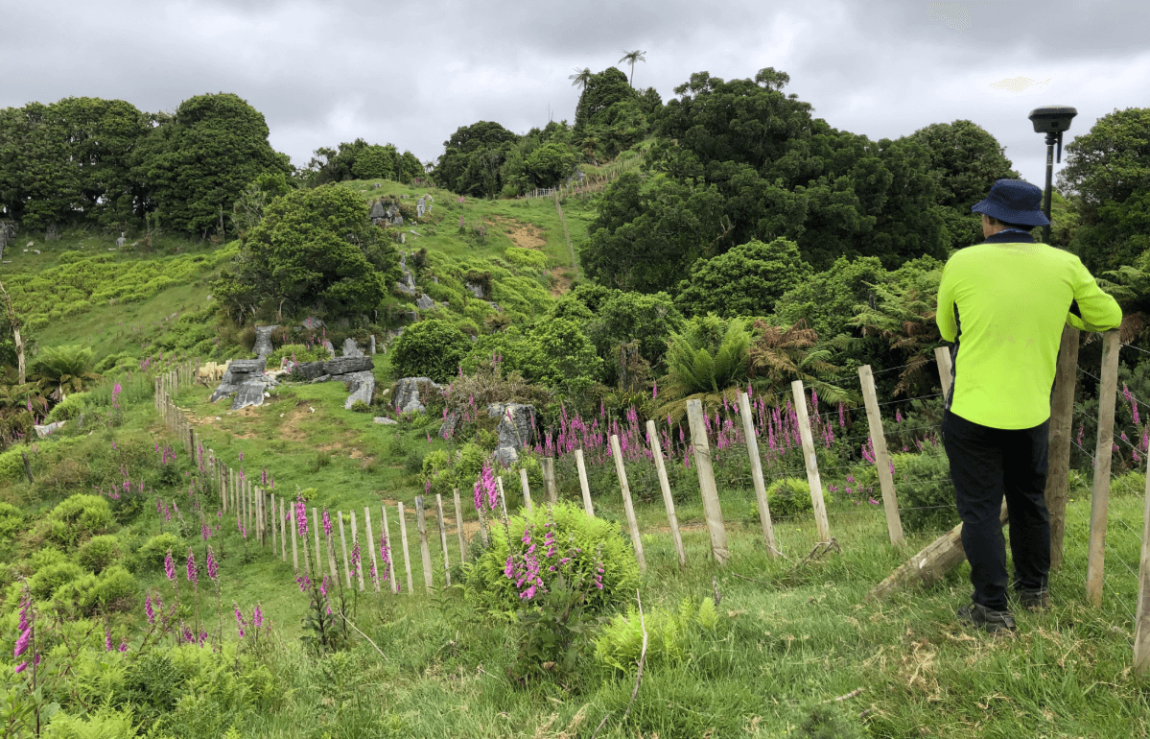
646,420,686,567
1087,331,1121,607
1133,465,1150,677
858,366,906,546
338,511,352,589
736,392,777,558
519,468,534,515
351,510,365,591
476,504,489,547
269,494,276,553
609,434,646,572
495,476,509,523
575,449,594,516
325,517,338,580
381,505,398,593
364,507,380,592
686,399,729,564
290,498,299,572
280,497,288,562
435,494,451,586
312,509,322,578
791,380,831,543
415,496,434,593
542,457,558,505
397,503,414,595
453,488,467,563
1045,325,1080,570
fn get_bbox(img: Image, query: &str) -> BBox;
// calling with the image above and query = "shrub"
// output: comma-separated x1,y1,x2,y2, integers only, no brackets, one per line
889,444,957,532
135,533,183,572
504,247,548,273
266,343,328,367
350,400,371,413
463,501,638,614
47,494,113,548
42,708,139,739
78,534,122,574
1112,470,1147,498
29,561,85,600
390,319,470,383
0,502,22,540
0,447,29,483
53,566,137,615
595,596,720,673
47,392,89,422
767,478,814,517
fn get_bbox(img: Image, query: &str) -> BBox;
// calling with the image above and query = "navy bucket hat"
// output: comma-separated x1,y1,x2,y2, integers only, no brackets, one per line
971,179,1050,226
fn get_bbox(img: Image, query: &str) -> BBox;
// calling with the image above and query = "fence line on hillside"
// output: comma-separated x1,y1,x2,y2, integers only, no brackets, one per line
151,329,1150,675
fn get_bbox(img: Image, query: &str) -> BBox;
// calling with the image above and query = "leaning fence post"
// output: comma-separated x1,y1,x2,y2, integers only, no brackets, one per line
646,420,686,567
381,505,398,593
435,494,451,586
452,488,467,563
415,496,434,593
364,507,380,593
351,510,365,591
399,505,416,595
686,399,729,564
791,380,831,543
858,366,906,547
1133,464,1150,677
575,449,594,516
338,511,352,589
1087,331,1121,607
736,392,777,558
609,434,646,573
290,498,299,572
519,467,534,515
1045,325,1080,571
542,457,558,504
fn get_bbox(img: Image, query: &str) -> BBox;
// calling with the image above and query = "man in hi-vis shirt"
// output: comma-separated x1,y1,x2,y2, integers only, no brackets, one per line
936,179,1122,633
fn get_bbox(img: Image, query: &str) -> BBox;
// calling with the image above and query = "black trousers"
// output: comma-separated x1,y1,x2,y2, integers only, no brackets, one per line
941,409,1051,611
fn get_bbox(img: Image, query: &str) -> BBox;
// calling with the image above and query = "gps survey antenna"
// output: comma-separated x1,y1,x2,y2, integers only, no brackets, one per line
1028,106,1078,244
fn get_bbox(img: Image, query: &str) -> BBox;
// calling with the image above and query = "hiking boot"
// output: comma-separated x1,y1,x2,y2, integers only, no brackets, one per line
1017,587,1050,612
957,602,1016,634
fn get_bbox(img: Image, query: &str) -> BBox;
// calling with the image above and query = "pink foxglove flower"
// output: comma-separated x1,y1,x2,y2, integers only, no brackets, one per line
206,546,219,581
164,550,176,581
186,549,198,586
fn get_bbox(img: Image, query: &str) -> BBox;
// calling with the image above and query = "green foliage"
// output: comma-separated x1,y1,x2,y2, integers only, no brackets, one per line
775,255,890,340
29,560,85,600
658,315,751,416
46,494,113,548
135,533,183,572
130,92,291,236
350,400,371,413
0,97,150,230
767,477,814,517
582,289,684,381
78,534,122,573
594,596,721,673
32,345,100,398
503,247,548,273
523,318,602,397
266,343,328,367
217,184,398,320
390,319,471,383
303,139,421,187
888,443,958,532
52,565,138,616
41,708,139,739
464,501,638,614
675,238,813,318
0,501,21,540
433,121,520,198
1113,470,1147,498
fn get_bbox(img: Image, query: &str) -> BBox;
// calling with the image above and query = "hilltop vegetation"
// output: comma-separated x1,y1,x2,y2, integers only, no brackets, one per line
0,62,1148,738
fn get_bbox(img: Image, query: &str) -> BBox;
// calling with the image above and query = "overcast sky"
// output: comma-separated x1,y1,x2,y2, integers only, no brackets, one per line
2,0,1147,189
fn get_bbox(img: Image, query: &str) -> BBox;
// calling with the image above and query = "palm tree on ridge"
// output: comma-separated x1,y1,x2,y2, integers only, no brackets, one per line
569,67,593,91
618,50,647,88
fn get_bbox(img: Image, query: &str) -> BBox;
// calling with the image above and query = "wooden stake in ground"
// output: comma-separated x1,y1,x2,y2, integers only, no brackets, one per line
791,380,831,543
397,502,414,595
858,366,905,546
351,510,365,591
475,503,490,547
280,497,288,562
338,511,352,589
542,457,558,504
415,496,434,593
869,503,1009,600
686,399,729,564
364,507,380,593
1132,464,1150,677
290,499,299,572
1045,325,1080,570
735,393,777,558
575,449,594,516
609,434,646,572
312,508,322,577
495,476,510,523
381,505,398,594
1086,331,1121,607
435,494,451,586
452,488,467,563
269,494,276,553
645,420,685,567
519,467,534,514
325,514,338,580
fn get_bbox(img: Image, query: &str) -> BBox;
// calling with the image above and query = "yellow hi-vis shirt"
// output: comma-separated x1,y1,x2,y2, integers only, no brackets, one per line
935,230,1123,430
